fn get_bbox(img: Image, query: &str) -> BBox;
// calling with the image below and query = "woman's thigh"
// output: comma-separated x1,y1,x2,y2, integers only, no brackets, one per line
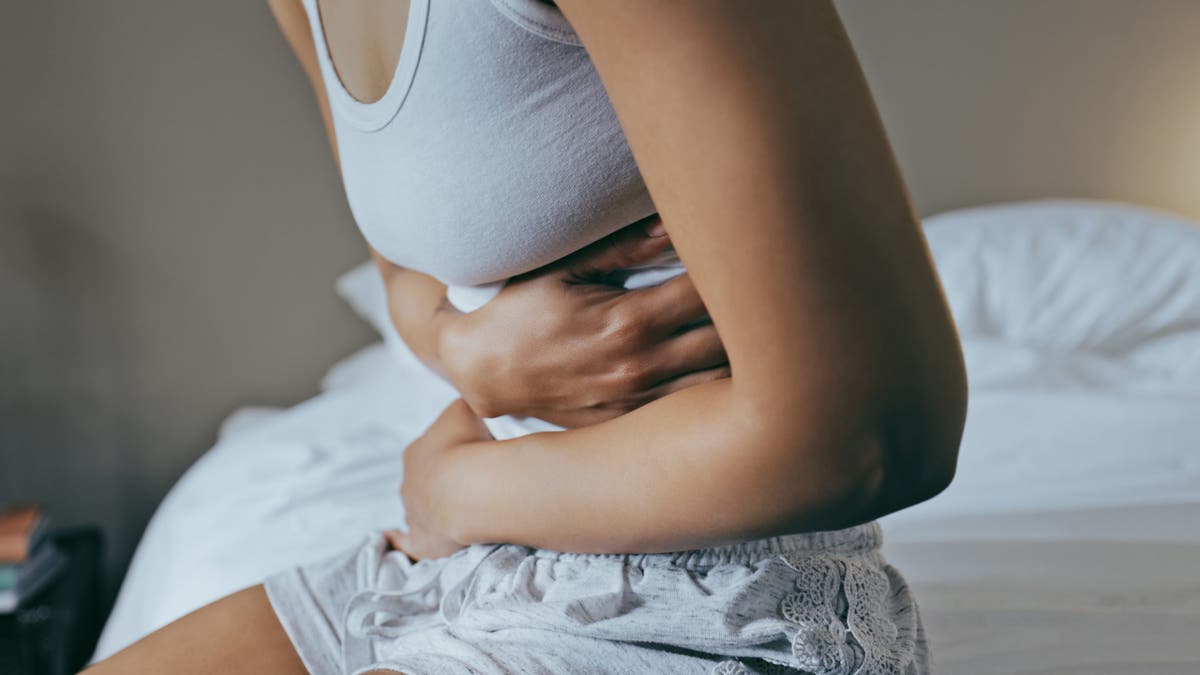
82,584,306,675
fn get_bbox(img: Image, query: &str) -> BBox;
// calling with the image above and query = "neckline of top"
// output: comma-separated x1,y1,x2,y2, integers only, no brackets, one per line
488,0,583,46
306,0,431,132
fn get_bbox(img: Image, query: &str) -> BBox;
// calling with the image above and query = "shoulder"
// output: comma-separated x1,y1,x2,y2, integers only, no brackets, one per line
265,0,309,41
264,0,318,75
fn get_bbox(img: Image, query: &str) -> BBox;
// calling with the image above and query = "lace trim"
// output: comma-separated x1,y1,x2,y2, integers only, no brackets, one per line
710,660,802,675
778,553,915,675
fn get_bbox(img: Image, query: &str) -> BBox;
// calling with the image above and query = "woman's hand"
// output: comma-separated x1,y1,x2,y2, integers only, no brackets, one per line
438,216,729,428
389,399,492,562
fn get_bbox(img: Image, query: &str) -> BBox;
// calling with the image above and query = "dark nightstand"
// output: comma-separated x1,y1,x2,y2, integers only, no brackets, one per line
0,527,106,675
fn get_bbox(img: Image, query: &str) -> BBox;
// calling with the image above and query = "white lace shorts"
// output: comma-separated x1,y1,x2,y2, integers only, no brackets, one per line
263,521,930,675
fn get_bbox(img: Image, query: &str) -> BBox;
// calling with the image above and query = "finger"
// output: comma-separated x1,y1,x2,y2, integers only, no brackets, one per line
557,215,671,280
383,530,405,550
641,363,732,400
386,531,419,563
623,273,710,334
643,324,728,384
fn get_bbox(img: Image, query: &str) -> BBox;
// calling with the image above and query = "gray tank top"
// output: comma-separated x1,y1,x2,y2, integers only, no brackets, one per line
298,0,683,292
301,0,686,438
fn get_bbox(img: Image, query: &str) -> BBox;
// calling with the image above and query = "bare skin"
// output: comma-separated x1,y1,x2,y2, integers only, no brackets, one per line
398,0,967,557
87,0,967,671
317,0,410,105
436,219,730,427
274,0,730,428
83,586,305,674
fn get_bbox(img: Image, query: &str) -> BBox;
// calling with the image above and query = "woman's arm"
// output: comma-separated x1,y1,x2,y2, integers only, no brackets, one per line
267,0,730,424
407,0,967,555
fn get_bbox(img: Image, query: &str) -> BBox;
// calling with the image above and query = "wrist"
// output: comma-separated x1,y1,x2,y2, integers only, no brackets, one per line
435,310,515,419
441,432,567,547
434,439,504,546
431,296,470,382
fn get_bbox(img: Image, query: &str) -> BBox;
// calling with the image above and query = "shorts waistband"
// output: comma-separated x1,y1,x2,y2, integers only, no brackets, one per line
529,520,882,570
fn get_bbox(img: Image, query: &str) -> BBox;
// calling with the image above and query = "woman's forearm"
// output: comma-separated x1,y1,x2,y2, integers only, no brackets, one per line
439,374,941,555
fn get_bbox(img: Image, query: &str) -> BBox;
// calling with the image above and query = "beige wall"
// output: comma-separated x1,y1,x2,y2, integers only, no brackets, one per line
840,0,1200,219
2,1,1199,591
0,1,374,589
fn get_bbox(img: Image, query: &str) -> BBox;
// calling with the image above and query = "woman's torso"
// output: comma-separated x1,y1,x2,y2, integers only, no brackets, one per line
283,10,929,670
300,0,663,289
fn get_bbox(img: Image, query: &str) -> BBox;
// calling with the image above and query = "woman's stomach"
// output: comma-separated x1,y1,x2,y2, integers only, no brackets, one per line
444,246,686,441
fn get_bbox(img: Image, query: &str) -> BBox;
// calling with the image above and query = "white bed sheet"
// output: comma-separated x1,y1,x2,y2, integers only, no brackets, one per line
94,201,1200,671
93,342,1200,673
93,344,459,661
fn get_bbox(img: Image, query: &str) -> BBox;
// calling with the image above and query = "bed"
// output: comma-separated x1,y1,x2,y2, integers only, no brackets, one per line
92,200,1200,673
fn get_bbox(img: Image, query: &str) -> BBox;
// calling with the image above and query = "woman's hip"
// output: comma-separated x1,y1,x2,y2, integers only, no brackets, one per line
270,520,929,673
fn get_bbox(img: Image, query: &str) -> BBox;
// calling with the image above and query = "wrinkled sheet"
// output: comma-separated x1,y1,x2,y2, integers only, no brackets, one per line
95,201,1200,671
93,343,1200,673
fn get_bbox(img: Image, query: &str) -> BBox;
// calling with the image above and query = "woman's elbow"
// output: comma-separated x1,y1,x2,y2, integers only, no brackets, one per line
884,438,959,513
818,426,960,530
742,350,967,530
819,387,966,526
861,381,967,520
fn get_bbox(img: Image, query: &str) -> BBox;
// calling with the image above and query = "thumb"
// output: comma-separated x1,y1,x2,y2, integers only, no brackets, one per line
559,214,670,281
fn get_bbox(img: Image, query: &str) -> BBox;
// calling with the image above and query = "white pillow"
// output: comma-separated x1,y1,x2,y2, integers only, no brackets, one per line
922,199,1200,380
923,199,1200,349
334,261,392,337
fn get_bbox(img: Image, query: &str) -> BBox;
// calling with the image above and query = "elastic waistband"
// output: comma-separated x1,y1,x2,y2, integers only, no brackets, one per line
530,521,883,570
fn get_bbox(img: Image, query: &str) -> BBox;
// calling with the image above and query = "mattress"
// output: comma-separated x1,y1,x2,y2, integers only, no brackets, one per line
92,200,1200,672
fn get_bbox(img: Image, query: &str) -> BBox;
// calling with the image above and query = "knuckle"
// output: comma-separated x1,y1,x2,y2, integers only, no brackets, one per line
609,356,651,389
609,240,645,268
594,240,629,266
578,390,604,409
603,304,647,342
576,241,628,274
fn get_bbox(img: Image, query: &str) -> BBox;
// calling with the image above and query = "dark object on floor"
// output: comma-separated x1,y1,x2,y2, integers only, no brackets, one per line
0,528,105,675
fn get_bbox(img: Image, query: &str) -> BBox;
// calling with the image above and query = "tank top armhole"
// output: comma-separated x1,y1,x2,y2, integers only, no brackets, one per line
487,0,584,46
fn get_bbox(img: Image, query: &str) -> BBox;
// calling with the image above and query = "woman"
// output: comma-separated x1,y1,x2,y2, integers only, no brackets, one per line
87,0,966,673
